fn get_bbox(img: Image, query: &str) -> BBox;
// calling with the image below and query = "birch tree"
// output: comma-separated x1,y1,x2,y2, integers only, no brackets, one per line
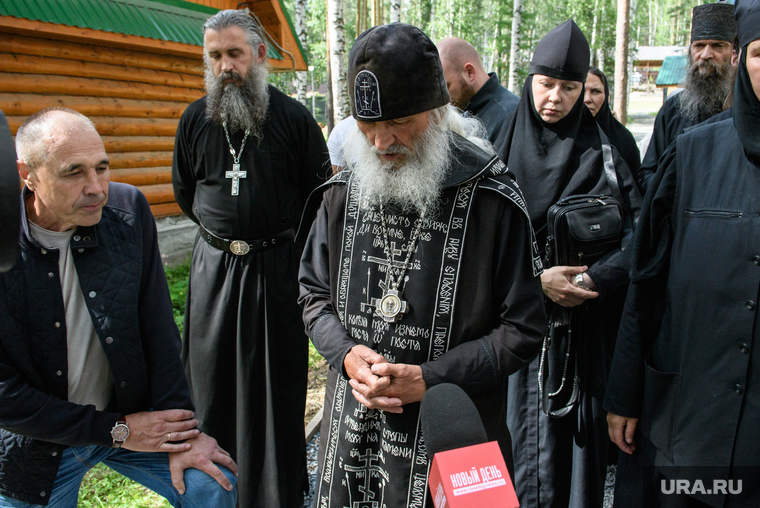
326,20,335,132
390,0,401,22
328,0,351,124
294,0,308,106
613,0,630,124
508,0,523,93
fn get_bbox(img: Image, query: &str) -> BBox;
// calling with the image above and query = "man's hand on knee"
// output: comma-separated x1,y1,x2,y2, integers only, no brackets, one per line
169,433,238,495
123,410,200,453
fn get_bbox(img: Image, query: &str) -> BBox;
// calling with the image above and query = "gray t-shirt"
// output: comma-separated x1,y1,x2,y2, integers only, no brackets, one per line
29,222,112,410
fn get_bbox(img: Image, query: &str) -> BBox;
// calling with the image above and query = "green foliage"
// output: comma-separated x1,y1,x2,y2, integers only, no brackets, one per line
78,464,170,507
164,257,191,333
309,339,325,369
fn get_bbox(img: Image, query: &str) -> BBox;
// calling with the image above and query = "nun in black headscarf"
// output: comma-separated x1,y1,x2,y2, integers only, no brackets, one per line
584,67,642,184
495,20,641,508
603,1,760,506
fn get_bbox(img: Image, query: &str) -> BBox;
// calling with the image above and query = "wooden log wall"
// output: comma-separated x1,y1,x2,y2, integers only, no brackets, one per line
1,33,206,217
187,0,305,71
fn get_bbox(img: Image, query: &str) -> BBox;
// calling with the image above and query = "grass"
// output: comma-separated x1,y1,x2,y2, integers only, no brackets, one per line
78,464,170,508
78,257,324,505
164,255,191,333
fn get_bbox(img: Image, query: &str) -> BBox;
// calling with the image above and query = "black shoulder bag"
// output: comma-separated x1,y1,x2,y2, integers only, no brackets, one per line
539,141,625,418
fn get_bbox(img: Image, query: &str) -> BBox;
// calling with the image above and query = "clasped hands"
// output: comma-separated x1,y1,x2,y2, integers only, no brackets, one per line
344,344,426,414
122,409,237,494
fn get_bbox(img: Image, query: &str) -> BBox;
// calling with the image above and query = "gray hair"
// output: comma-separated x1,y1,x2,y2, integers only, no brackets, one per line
430,104,495,156
16,107,97,171
203,10,265,51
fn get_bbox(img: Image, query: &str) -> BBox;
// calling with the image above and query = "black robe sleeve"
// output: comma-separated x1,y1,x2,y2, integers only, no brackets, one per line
418,191,546,393
603,144,678,418
298,192,358,374
293,108,331,244
172,106,199,224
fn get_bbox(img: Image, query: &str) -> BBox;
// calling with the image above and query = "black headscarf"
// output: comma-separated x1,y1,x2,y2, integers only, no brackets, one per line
495,21,639,249
733,0,760,164
591,71,642,181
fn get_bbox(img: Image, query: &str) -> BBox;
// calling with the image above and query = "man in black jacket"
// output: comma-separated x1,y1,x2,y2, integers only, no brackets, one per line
437,37,520,144
0,107,236,507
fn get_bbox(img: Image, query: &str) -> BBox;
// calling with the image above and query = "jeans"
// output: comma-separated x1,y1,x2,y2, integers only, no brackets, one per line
0,445,237,508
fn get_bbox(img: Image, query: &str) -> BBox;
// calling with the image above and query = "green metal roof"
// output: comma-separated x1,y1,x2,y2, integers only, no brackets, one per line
0,0,283,60
656,55,687,86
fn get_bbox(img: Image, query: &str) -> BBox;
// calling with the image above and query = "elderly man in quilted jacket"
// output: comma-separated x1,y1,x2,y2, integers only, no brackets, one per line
0,107,237,508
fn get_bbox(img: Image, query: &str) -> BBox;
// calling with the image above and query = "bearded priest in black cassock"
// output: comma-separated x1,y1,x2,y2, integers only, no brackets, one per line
298,23,546,507
171,10,329,508
638,2,737,192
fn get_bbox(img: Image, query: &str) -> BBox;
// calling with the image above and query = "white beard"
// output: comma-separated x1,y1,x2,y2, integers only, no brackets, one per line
345,119,452,217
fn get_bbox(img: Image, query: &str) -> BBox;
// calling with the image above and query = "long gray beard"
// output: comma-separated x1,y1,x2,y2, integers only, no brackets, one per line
204,62,270,138
678,58,735,122
346,119,452,217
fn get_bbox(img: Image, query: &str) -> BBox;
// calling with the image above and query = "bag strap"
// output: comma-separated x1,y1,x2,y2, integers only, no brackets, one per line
598,125,625,207
538,326,580,418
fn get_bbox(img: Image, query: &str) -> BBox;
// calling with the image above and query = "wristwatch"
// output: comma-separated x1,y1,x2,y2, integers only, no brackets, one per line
111,416,129,448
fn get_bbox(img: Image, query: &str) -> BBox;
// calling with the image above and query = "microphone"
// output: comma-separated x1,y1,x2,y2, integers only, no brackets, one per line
421,383,488,455
0,109,19,273
421,383,518,508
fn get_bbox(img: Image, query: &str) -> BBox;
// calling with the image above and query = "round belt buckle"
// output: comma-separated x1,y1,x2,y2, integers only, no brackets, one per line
229,240,250,255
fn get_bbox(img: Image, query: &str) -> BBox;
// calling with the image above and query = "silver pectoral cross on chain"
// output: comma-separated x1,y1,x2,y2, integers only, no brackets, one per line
226,165,246,196
223,122,251,196
369,205,424,323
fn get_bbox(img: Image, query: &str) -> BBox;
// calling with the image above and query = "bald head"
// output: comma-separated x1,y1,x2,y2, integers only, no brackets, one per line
16,107,109,232
437,37,489,109
16,107,98,171
438,37,484,70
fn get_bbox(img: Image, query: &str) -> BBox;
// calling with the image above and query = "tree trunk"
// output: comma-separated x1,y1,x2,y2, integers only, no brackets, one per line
590,0,599,68
372,0,383,26
356,0,368,35
507,0,523,93
390,0,401,22
597,0,606,68
328,0,351,124
325,20,335,133
614,0,630,125
294,0,308,106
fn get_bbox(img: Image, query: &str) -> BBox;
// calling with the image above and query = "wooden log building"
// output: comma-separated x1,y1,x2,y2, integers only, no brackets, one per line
0,0,308,217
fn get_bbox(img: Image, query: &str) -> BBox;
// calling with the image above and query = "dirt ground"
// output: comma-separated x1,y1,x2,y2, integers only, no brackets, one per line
304,358,328,426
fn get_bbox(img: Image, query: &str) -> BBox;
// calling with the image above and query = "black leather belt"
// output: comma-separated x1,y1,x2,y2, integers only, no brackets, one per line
199,222,295,256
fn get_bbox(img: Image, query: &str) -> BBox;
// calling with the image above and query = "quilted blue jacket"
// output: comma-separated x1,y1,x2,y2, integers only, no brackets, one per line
0,183,193,505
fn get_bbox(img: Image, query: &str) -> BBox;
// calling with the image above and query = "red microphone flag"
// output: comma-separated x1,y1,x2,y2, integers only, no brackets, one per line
428,441,519,508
